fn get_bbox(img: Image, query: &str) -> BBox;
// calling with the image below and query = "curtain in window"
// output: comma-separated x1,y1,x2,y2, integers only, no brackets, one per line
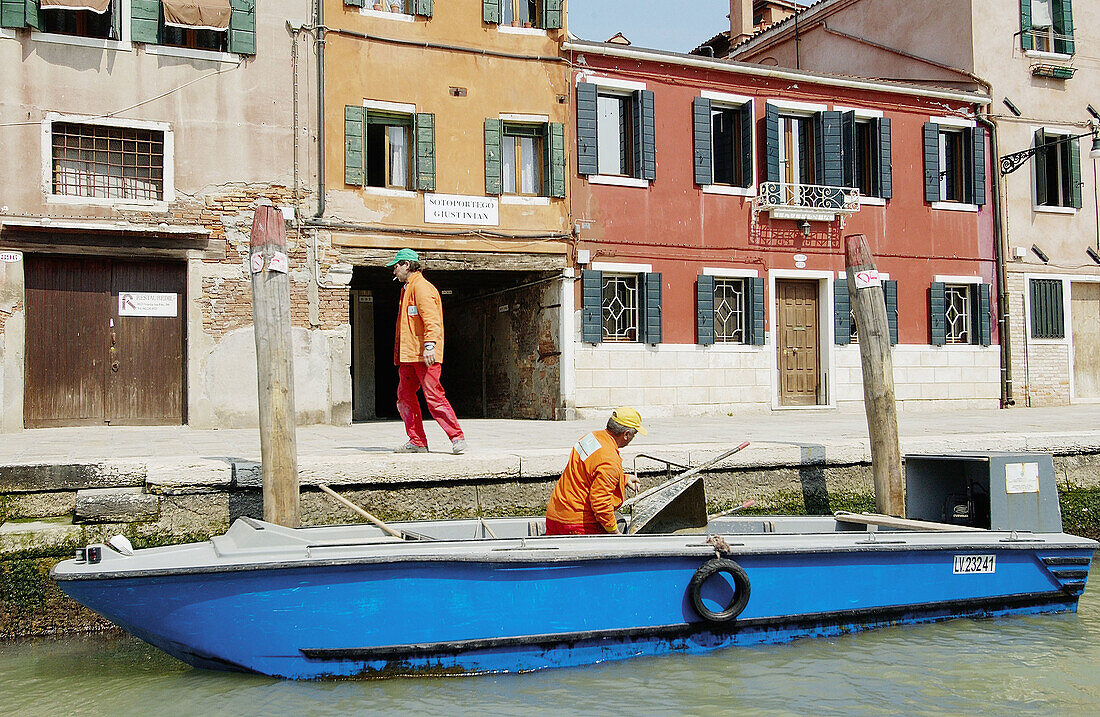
501,137,516,193
1032,0,1052,27
519,136,537,194
388,126,407,188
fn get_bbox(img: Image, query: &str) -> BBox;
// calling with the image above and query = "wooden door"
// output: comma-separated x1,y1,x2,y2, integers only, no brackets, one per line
24,256,111,427
1072,282,1100,399
777,279,821,406
107,261,186,424
351,289,376,421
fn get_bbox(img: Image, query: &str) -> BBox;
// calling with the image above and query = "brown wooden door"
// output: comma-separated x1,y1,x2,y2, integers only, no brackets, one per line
777,279,821,406
1072,282,1100,399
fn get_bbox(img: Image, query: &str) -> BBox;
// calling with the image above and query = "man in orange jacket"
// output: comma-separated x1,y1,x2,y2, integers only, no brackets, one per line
388,248,466,454
545,407,645,535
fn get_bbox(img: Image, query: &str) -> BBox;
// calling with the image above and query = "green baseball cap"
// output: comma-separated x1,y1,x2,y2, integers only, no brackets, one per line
386,248,420,266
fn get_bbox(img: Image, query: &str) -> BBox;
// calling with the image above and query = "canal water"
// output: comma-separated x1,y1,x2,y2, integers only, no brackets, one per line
3,586,1098,716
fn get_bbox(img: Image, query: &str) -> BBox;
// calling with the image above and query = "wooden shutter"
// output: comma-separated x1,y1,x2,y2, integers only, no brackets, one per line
834,279,850,345
1053,0,1074,54
581,270,603,344
548,122,566,198
816,111,843,187
228,0,256,54
642,273,662,344
1068,133,1083,208
542,0,562,29
1030,278,1065,339
968,126,987,206
930,281,946,346
344,106,365,187
414,0,431,18
697,275,715,346
576,83,599,176
1020,0,1033,50
977,283,992,346
1034,129,1049,206
748,277,766,345
415,113,436,192
633,90,657,181
1,0,38,29
841,111,857,189
739,100,754,188
885,279,898,345
130,0,159,42
765,103,780,183
923,123,941,203
876,117,893,199
484,118,502,195
692,97,713,186
482,0,500,23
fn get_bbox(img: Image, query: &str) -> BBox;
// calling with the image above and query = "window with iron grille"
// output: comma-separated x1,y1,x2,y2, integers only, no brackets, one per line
944,284,972,344
601,274,639,342
714,279,746,342
51,122,165,201
1030,278,1065,339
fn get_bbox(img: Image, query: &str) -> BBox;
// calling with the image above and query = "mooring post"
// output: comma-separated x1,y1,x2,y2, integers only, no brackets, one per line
844,233,904,516
249,203,301,527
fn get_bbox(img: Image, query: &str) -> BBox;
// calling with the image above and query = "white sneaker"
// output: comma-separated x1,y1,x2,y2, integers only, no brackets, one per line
452,438,467,455
394,442,428,454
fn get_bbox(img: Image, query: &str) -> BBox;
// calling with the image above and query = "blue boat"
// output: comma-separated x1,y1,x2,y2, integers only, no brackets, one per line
51,452,1096,679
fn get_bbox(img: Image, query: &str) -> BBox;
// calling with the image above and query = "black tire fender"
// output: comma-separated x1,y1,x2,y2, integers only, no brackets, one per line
688,558,751,623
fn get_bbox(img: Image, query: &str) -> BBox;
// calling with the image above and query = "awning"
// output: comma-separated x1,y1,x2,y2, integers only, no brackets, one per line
162,0,230,31
39,0,110,13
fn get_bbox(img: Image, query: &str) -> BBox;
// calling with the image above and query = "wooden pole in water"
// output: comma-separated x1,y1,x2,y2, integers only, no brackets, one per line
844,234,905,516
250,203,300,527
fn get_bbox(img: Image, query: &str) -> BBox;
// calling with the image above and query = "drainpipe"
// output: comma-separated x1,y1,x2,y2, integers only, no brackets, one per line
313,0,326,219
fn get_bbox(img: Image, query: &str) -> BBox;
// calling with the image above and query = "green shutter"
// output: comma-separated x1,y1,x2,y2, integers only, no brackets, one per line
414,0,431,17
815,111,843,188
1,0,37,29
228,0,256,55
923,123,941,203
739,100,754,188
542,0,562,29
482,0,499,23
1053,0,1074,54
633,90,656,181
1035,129,1049,206
885,279,898,345
877,117,893,199
977,283,992,346
548,122,566,198
130,0,159,43
576,83,599,176
841,111,857,189
642,273,662,344
1020,0,1034,50
1030,278,1065,339
692,97,712,186
968,126,987,206
697,275,715,345
110,0,121,39
484,119,502,195
582,270,603,344
346,0,364,7
765,103,780,183
749,277,766,345
1068,133,1083,208
834,279,850,345
930,281,946,345
415,113,435,192
344,106,365,187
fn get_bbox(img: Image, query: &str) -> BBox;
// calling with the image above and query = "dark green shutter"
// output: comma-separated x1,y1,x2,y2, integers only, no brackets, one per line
483,0,499,23
977,283,992,346
642,273,662,344
414,0,431,17
967,126,986,206
542,0,562,29
1035,129,1049,206
582,270,603,344
877,117,893,199
415,113,435,192
548,122,566,198
1068,133,1083,208
815,111,843,187
633,90,656,181
1,0,38,29
130,0,159,43
229,0,256,54
484,118,502,195
739,100,754,188
748,277,766,345
841,111,857,189
765,103,780,183
1031,278,1065,339
924,123,941,203
692,97,713,186
110,0,121,39
930,281,946,345
885,279,898,345
697,275,715,345
1020,0,1034,50
1053,0,1074,54
576,83,598,176
344,106,365,187
834,279,851,345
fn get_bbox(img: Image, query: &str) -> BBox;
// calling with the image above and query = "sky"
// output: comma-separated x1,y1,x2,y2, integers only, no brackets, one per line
567,0,733,53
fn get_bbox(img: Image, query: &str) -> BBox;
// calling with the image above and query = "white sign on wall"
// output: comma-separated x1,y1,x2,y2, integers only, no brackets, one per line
424,194,499,226
0,251,22,263
118,292,178,317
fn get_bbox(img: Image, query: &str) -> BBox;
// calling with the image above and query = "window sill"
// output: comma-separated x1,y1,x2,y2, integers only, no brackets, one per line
361,186,417,198
144,44,240,64
931,344,994,350
1028,336,1067,344
859,196,886,207
360,7,416,22
500,195,551,206
587,174,649,188
31,32,131,51
704,342,763,351
702,184,755,197
931,201,979,213
0,29,13,40
496,24,548,36
1033,204,1078,215
46,194,170,212
1024,49,1073,61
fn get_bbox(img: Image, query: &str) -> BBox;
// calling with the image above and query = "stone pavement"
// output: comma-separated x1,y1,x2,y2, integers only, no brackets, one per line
3,404,1100,489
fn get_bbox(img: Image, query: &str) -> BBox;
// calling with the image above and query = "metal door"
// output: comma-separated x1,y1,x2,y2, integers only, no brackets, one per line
1072,282,1100,399
777,279,821,406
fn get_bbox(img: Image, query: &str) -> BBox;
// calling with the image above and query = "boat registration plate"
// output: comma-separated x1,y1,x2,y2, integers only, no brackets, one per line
953,554,996,574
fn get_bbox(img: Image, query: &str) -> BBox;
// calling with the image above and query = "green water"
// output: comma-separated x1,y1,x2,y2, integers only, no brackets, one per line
2,587,1098,717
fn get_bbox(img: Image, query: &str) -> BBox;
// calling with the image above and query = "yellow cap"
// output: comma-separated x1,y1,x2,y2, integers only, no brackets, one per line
611,407,647,435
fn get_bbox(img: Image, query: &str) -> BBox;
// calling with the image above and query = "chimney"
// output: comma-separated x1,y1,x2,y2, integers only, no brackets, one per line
730,0,754,45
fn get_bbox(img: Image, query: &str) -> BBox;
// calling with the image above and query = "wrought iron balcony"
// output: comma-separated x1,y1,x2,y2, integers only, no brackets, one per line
753,182,861,222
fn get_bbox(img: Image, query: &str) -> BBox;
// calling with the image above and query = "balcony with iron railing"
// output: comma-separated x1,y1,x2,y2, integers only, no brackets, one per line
752,182,861,223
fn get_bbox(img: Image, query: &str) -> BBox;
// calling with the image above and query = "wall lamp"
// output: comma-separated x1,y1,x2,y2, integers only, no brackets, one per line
798,219,812,237
1032,244,1050,263
1000,129,1100,175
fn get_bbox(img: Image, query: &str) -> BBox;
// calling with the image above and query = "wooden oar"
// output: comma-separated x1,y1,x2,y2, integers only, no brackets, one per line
708,499,756,520
318,484,403,539
834,511,986,532
621,441,750,510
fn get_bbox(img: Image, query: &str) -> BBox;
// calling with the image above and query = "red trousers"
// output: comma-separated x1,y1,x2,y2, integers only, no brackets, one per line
396,362,464,447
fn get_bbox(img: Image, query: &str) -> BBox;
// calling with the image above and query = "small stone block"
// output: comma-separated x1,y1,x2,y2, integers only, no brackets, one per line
75,487,159,523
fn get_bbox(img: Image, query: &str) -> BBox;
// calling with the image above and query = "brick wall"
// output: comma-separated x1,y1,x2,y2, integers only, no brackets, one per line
1006,271,1071,406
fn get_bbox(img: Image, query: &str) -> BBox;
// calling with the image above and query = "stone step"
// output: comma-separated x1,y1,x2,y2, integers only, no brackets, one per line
75,487,159,524
0,517,83,558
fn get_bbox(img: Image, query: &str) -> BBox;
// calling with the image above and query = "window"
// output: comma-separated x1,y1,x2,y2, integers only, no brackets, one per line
692,97,753,189
482,0,560,29
713,279,747,342
697,274,764,346
502,0,538,26
939,130,965,202
344,106,436,192
923,122,986,206
930,280,991,346
601,274,639,342
834,278,898,345
944,284,972,344
39,0,116,40
501,125,544,196
51,121,165,201
582,269,662,344
779,114,815,186
1034,130,1083,209
597,93,633,177
842,115,892,200
1030,278,1065,339
129,0,256,55
484,120,564,198
1021,0,1074,55
576,82,656,182
366,113,412,189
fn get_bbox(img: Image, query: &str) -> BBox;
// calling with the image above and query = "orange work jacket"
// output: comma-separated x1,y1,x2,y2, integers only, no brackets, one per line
394,271,445,364
545,430,626,533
